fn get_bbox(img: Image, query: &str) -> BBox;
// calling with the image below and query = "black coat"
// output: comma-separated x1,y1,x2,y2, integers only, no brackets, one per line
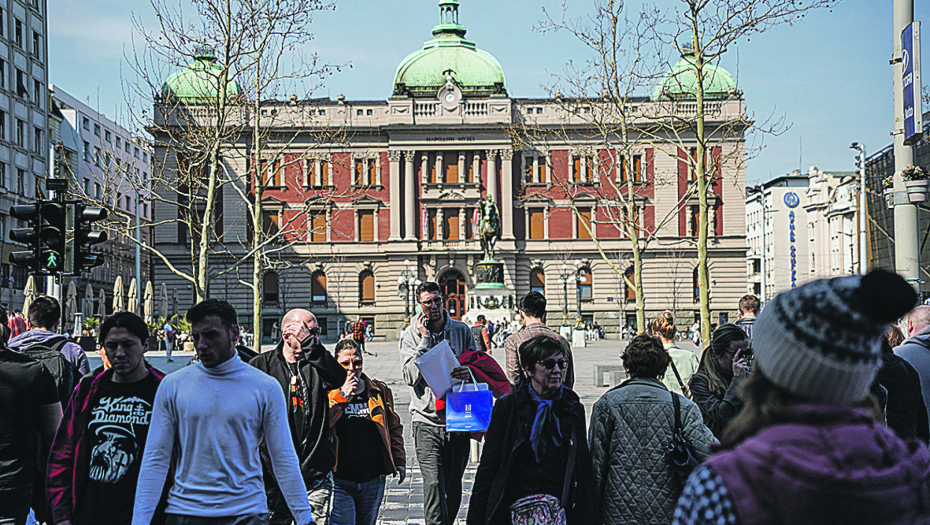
249,336,347,480
873,351,930,442
467,384,596,525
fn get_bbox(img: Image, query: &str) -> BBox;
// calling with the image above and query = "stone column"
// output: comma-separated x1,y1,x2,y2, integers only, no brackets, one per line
388,150,402,240
437,208,445,240
501,149,515,240
421,152,430,185
459,207,466,240
487,149,498,204
458,152,466,183
404,150,417,241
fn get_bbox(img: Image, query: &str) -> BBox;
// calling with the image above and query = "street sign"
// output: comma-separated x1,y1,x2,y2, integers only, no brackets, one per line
903,22,923,145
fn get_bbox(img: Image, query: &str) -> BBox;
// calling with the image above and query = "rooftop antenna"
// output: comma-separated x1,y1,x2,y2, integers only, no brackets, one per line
798,136,802,174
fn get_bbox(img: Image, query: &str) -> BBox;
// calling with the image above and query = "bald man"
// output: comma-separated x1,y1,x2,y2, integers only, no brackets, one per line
251,309,347,525
895,305,930,434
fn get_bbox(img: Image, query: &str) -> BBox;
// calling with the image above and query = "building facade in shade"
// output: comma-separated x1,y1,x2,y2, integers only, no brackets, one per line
804,168,860,281
150,1,749,341
865,123,930,301
50,86,154,314
0,0,47,311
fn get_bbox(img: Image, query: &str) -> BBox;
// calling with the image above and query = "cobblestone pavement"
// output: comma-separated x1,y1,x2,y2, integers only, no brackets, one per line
98,335,701,525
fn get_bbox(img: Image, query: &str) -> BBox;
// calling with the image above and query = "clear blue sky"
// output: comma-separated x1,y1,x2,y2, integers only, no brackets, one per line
48,0,930,185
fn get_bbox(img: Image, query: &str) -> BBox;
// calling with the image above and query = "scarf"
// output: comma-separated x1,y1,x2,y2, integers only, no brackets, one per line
527,382,564,462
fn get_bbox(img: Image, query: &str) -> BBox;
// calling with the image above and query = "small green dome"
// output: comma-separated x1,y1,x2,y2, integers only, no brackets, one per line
652,51,737,101
162,54,242,103
393,1,506,96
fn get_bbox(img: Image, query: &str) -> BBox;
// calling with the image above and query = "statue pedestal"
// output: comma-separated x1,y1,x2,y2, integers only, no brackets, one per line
464,259,515,327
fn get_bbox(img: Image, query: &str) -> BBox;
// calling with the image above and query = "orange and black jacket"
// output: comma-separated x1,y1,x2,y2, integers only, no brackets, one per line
328,374,406,476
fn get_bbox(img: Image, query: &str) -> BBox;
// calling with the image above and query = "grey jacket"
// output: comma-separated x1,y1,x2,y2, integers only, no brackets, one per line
589,377,716,525
399,311,478,426
895,324,930,427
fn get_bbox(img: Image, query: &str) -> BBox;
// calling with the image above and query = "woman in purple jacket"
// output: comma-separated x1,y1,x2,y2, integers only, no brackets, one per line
673,270,930,525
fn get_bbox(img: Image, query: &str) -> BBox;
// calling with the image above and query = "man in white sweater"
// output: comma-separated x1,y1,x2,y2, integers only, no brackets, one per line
132,299,313,525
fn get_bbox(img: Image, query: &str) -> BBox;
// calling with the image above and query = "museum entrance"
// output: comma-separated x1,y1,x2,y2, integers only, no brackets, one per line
440,270,467,321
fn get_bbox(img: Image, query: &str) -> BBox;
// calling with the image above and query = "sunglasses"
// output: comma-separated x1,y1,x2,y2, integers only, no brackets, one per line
419,297,444,306
538,358,568,370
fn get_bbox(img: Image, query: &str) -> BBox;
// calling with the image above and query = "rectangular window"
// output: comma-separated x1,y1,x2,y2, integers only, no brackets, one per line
583,156,593,181
319,161,329,186
524,156,534,184
15,119,24,147
125,142,130,153
93,123,100,136
354,159,365,186
428,209,438,240
0,59,5,89
262,211,279,237
0,10,4,37
572,157,581,183
115,136,121,148
17,169,24,194
15,69,25,97
83,178,90,195
83,141,90,162
94,147,100,166
14,19,21,47
33,126,41,154
445,211,459,240
633,154,643,182
577,209,592,239
467,152,476,183
134,147,139,158
33,79,40,107
536,159,547,184
95,182,101,199
83,117,90,131
444,154,458,183
529,209,545,240
0,111,5,139
104,130,111,142
31,31,39,56
104,152,111,169
690,205,700,236
311,213,326,242
359,210,374,242
260,159,281,187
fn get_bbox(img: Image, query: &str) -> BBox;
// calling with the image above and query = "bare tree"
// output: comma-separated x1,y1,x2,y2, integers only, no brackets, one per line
520,0,838,341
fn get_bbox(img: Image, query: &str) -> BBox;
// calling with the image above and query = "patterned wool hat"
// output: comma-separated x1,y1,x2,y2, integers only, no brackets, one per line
753,269,917,405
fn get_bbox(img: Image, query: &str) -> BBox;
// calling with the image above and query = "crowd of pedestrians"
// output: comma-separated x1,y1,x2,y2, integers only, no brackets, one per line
4,269,930,525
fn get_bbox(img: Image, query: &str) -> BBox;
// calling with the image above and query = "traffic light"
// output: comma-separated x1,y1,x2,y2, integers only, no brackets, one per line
9,204,41,273
74,204,108,272
38,202,66,273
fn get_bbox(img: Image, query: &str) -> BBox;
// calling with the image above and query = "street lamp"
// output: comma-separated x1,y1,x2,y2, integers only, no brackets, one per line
557,260,586,328
397,259,421,328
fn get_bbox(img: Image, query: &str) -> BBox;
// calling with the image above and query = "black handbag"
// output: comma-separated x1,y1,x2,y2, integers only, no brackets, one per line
666,391,700,490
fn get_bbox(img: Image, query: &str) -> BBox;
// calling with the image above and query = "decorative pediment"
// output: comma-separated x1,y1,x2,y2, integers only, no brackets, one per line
523,193,555,205
351,195,384,206
572,191,600,203
438,191,466,201
530,258,544,270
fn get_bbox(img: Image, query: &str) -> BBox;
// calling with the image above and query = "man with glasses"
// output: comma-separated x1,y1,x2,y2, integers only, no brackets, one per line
399,281,477,525
251,308,348,525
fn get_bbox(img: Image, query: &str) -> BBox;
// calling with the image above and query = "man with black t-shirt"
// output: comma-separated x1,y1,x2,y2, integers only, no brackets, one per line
0,311,62,525
47,312,165,525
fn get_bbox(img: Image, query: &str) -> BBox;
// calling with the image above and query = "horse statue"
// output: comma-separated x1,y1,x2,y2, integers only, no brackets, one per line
478,195,501,261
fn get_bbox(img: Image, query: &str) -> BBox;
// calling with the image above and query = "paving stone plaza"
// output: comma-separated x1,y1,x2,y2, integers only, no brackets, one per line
91,337,702,524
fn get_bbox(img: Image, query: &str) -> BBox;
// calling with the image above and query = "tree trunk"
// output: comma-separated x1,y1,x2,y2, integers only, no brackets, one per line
692,20,712,346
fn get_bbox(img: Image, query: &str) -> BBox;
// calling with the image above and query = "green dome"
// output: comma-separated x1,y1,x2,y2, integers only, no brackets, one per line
393,1,506,96
162,54,242,103
652,52,737,101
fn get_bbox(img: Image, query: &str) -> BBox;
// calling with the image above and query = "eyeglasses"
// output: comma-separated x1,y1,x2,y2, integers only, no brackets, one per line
538,358,568,370
419,297,444,306
339,360,363,369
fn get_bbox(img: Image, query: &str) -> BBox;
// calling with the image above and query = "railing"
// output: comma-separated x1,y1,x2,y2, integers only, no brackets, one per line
463,102,487,116
414,102,438,117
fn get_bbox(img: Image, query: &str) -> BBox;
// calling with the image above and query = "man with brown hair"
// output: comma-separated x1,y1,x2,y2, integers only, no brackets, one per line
504,292,574,388
735,294,760,344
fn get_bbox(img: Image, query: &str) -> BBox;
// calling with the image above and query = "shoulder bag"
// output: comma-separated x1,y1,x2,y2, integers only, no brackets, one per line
668,360,692,400
666,391,700,491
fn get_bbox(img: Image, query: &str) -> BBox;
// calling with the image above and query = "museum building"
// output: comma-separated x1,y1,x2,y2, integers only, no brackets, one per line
151,0,749,341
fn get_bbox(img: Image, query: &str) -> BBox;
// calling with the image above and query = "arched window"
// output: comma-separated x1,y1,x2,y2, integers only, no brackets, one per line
311,271,327,307
263,272,279,305
359,271,375,305
578,268,592,301
530,268,545,294
624,267,636,302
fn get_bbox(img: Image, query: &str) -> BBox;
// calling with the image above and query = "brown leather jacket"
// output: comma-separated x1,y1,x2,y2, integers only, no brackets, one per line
328,374,406,475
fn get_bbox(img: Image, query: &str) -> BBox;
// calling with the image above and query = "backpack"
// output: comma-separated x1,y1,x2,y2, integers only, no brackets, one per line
21,336,80,406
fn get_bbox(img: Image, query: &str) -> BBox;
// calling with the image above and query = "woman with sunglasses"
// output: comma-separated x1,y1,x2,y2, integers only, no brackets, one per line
468,334,595,525
589,334,715,524
328,339,406,525
688,324,751,438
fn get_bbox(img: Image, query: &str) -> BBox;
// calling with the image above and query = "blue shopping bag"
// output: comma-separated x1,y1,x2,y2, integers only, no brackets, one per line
446,376,493,432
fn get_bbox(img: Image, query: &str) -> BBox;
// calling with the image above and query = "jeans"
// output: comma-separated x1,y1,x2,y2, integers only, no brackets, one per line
329,475,385,525
268,472,333,525
165,514,268,525
413,422,471,525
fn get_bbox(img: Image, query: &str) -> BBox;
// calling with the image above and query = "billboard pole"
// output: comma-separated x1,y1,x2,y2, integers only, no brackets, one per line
894,0,921,292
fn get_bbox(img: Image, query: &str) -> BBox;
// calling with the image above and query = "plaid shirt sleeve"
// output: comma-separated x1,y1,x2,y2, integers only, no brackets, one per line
672,464,740,525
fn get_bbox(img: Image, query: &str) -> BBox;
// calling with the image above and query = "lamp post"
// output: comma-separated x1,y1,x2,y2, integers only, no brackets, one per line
557,260,586,328
397,259,421,328
851,142,869,275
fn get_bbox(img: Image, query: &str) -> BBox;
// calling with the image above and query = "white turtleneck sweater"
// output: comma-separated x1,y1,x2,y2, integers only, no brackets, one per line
132,354,312,525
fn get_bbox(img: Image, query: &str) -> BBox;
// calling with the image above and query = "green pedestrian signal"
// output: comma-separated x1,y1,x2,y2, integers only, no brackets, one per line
39,202,65,274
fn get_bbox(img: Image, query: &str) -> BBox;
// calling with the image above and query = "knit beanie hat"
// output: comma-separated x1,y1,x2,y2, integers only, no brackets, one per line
753,269,917,405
